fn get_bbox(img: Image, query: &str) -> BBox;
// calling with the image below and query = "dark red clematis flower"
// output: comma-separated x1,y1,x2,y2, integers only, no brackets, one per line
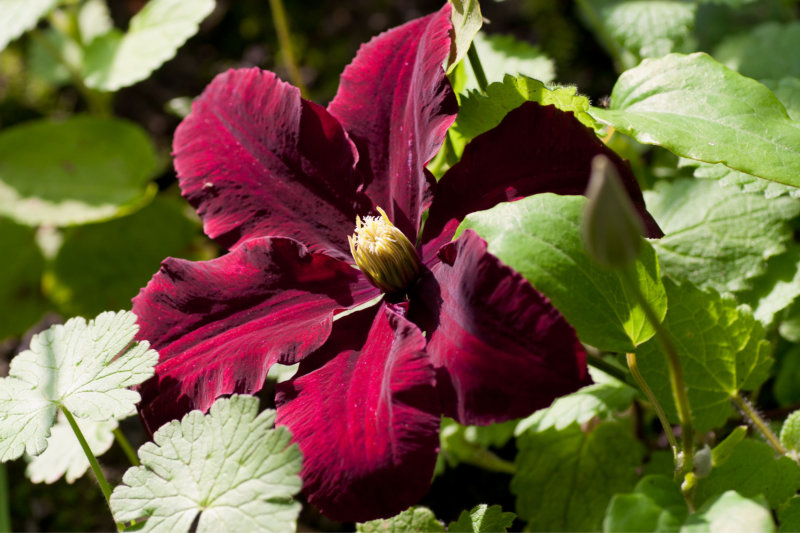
132,3,661,522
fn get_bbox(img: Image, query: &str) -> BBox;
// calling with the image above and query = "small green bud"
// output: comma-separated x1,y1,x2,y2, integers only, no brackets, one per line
582,155,645,269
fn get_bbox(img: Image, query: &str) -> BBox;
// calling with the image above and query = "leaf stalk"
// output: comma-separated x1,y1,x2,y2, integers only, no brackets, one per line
732,393,786,455
467,44,489,93
268,0,308,98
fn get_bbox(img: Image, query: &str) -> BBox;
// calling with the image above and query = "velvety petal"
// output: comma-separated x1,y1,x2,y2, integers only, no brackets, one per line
409,230,591,425
132,237,379,435
174,68,367,260
327,4,457,240
275,302,440,522
420,102,663,260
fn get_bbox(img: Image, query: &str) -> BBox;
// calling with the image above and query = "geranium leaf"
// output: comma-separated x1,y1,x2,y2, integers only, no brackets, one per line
452,74,596,157
49,197,200,317
736,245,800,328
78,0,113,45
603,475,688,533
447,0,481,73
512,421,644,531
110,395,302,533
83,0,215,91
635,279,772,432
26,413,117,484
0,116,157,226
0,0,57,51
765,78,800,122
683,492,774,532
781,410,800,454
516,369,637,433
447,504,516,532
779,497,800,532
0,310,158,461
645,178,800,293
688,160,800,199
714,21,800,82
458,193,666,352
0,217,46,340
591,53,800,187
357,507,445,532
462,33,555,91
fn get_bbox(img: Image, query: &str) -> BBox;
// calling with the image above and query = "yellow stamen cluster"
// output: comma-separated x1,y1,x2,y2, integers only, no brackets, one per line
348,207,421,293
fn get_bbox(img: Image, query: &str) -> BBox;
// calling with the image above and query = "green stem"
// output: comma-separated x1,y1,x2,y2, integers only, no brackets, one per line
627,352,679,454
732,393,786,454
0,464,9,533
467,44,489,93
60,406,116,520
450,446,516,475
621,267,694,478
268,0,308,98
29,29,112,116
113,428,140,467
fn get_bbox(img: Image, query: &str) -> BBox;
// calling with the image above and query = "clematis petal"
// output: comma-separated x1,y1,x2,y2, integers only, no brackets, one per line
420,102,662,260
327,3,457,240
132,237,379,435
410,230,591,425
275,302,440,522
173,68,366,260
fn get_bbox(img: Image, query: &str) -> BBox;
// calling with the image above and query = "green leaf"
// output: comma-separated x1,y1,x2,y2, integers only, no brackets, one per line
775,345,800,406
0,310,158,461
591,53,800,187
463,32,555,91
357,507,445,533
601,0,697,61
78,0,113,45
0,0,58,51
603,475,688,533
682,491,774,533
695,439,800,510
453,75,597,157
447,0,481,73
0,218,46,340
26,413,117,484
48,197,200,317
0,116,157,226
110,395,302,533
737,245,800,328
512,421,644,531
765,78,800,122
447,505,516,532
713,22,800,82
27,29,82,86
636,279,772,432
516,368,637,433
644,178,800,293
83,0,215,91
781,411,800,454
778,496,800,533
688,160,800,200
458,193,666,352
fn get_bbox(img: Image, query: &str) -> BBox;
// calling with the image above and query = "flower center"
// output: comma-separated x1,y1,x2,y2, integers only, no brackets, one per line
348,207,421,293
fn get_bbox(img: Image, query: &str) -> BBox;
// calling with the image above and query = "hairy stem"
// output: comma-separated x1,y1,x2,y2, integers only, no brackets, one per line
268,0,308,97
61,406,116,525
732,393,786,454
113,428,140,467
467,44,489,93
627,352,679,454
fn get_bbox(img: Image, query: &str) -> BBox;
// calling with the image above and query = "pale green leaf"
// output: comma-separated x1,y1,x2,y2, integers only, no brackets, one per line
78,0,114,45
447,504,516,532
713,22,800,82
0,0,58,51
512,421,644,531
0,311,158,461
781,411,800,455
765,78,800,122
695,439,800,509
26,412,117,484
447,0,481,73
644,178,800,293
357,506,444,532
736,245,800,328
635,279,772,432
458,194,666,352
83,0,215,91
0,217,46,340
591,53,800,187
110,395,302,533
603,475,688,533
682,491,774,533
601,0,697,60
463,32,555,91
0,116,157,226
